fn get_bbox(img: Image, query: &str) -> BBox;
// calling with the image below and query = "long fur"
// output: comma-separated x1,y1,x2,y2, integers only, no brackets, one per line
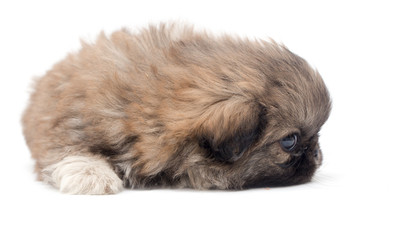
22,23,331,194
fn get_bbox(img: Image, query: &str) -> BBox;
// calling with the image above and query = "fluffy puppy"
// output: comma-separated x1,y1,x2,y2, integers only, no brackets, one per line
22,23,331,194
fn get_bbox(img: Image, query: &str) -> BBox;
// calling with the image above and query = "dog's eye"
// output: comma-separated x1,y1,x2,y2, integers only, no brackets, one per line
280,134,298,152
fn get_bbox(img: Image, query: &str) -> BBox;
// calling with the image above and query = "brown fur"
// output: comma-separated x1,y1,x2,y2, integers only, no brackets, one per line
22,23,331,193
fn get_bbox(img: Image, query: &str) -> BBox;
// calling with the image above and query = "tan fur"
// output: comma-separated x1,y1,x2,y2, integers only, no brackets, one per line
23,23,331,193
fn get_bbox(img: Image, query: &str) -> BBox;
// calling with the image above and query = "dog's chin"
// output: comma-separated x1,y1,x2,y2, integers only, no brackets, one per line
242,157,318,189
243,173,314,189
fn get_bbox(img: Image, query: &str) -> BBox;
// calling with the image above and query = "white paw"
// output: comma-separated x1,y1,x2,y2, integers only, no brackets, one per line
42,156,123,194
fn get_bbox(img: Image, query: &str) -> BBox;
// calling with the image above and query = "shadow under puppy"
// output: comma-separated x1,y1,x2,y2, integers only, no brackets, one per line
22,24,331,194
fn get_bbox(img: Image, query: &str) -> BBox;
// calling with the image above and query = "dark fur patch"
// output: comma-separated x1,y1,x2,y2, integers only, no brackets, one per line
144,171,181,188
89,135,139,158
269,78,285,88
199,105,267,163
220,74,232,82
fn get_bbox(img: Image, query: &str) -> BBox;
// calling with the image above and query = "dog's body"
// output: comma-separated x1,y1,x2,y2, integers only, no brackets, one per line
23,24,331,194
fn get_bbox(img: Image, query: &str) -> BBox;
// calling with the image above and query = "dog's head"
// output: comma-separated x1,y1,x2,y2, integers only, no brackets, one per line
169,37,331,189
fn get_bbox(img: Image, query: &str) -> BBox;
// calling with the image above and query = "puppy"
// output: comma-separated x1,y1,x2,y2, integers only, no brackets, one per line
22,23,331,194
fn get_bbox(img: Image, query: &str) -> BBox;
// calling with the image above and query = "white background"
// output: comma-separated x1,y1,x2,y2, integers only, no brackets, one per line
1,0,393,239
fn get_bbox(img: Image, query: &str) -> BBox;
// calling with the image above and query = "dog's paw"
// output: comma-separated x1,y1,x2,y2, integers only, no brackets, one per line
42,156,123,194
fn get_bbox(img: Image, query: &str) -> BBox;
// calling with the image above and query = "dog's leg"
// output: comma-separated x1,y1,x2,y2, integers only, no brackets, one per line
41,155,123,194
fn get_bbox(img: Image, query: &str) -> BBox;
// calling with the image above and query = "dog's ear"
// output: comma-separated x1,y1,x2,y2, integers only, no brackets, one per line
197,101,266,163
